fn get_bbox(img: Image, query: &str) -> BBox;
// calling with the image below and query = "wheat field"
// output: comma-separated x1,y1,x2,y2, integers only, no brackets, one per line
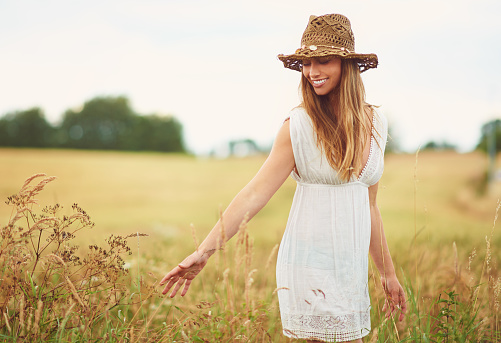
0,148,500,342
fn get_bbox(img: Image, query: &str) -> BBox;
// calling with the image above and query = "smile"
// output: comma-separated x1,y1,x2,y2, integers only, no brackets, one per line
311,79,327,87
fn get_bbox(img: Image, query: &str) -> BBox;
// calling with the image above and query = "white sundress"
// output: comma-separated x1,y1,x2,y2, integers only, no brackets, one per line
276,107,388,342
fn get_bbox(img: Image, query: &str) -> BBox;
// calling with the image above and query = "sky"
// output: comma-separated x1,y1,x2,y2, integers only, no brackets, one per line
0,0,500,154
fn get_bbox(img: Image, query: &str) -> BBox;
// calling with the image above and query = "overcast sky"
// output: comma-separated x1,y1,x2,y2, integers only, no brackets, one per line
1,0,500,153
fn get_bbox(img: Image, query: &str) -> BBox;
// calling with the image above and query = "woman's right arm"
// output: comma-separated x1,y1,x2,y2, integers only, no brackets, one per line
160,119,295,297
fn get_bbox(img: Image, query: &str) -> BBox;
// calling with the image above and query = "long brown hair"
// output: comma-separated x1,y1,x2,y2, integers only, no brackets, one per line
300,59,374,181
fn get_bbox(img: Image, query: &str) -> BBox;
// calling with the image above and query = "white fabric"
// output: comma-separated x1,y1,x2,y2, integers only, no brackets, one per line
276,107,387,342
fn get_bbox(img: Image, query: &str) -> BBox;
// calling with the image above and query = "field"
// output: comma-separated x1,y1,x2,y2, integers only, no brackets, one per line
0,148,500,342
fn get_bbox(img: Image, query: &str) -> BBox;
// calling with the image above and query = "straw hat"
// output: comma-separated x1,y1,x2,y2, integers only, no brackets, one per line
277,14,378,72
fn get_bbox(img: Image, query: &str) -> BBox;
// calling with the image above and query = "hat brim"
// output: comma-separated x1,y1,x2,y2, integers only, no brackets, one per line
277,47,378,73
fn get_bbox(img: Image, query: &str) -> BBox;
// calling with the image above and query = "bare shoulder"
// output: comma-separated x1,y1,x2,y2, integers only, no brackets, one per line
274,119,292,148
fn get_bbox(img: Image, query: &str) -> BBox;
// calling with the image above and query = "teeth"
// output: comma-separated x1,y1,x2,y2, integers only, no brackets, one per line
313,79,327,85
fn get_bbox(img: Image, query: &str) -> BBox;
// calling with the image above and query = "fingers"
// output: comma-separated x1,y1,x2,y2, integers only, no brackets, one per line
160,276,188,297
383,286,407,321
160,270,194,297
159,260,194,295
160,266,185,295
160,265,183,285
161,276,178,295
383,284,394,318
181,279,192,297
389,290,399,316
170,277,187,298
398,288,407,322
387,298,395,318
160,251,209,298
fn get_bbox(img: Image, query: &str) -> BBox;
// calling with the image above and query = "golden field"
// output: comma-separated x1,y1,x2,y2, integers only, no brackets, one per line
0,148,500,342
0,148,497,249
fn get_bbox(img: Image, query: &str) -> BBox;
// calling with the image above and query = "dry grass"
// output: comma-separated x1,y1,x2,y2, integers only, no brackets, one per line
0,149,500,341
0,174,157,341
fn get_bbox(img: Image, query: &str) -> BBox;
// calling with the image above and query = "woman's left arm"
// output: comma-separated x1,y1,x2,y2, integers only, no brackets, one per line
368,182,407,321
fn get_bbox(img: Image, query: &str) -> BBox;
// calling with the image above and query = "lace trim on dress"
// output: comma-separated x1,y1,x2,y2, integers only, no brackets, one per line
357,114,377,182
282,312,371,342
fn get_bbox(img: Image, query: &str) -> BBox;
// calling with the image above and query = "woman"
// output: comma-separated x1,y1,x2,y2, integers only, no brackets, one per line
161,13,406,342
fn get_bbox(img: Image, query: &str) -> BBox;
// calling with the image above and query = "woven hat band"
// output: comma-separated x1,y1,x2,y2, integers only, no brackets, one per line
298,45,352,54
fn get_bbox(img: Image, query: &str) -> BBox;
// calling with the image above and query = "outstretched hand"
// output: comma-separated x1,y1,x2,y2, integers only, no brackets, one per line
381,276,407,322
160,250,212,297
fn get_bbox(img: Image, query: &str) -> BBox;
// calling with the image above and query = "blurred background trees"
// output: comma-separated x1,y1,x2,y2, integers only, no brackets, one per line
0,97,499,158
0,96,186,153
476,119,501,193
422,140,457,151
476,119,501,153
0,108,55,148
58,96,137,150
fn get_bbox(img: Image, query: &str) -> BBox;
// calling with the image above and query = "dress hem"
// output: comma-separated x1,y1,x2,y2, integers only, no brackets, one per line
282,327,370,342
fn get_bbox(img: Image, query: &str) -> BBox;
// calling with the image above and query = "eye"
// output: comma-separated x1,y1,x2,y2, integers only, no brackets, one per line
319,59,330,65
302,61,311,67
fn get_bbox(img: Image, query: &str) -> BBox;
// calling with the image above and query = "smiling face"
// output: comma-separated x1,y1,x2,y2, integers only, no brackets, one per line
301,57,342,96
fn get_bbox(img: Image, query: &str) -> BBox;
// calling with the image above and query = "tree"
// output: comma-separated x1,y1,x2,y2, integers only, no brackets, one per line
0,108,54,147
0,96,187,153
130,114,186,152
57,95,186,152
422,140,457,151
476,119,501,153
59,96,136,150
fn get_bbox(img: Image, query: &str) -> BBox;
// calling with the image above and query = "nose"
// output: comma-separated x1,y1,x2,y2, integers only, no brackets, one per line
309,61,320,78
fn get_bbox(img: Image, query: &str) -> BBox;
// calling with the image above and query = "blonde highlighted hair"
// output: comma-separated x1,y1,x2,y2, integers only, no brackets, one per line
300,59,375,181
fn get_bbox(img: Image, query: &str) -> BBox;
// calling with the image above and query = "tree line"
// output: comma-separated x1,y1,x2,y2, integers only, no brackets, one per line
388,119,500,154
0,96,186,153
1,95,499,155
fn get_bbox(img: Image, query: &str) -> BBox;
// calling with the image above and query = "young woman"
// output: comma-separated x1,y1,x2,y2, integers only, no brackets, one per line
161,13,407,342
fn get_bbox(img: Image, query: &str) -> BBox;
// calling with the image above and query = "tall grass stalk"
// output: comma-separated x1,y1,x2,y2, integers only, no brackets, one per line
0,174,154,341
1,171,500,341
